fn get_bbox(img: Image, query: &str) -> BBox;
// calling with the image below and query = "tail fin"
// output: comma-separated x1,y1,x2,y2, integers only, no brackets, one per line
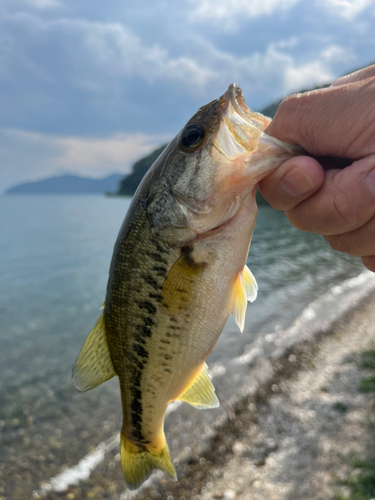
120,432,176,490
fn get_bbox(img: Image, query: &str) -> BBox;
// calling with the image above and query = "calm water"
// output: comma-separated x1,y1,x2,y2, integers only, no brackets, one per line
0,195,366,487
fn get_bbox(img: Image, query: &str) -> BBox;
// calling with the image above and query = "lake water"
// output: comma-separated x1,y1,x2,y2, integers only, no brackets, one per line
0,195,369,497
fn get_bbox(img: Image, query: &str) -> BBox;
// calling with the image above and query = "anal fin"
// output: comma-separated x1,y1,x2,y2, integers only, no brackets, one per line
72,312,116,392
177,363,219,409
231,264,258,332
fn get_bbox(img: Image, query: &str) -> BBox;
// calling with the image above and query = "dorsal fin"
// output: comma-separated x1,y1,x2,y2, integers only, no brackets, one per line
177,363,219,409
231,265,258,332
72,313,116,392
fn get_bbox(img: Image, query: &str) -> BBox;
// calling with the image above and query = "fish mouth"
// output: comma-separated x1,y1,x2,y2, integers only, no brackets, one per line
213,84,271,160
225,83,270,130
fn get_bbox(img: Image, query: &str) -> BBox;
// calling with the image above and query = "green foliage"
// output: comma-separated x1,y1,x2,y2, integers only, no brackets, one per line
360,350,375,370
358,376,375,393
332,402,348,413
333,457,375,500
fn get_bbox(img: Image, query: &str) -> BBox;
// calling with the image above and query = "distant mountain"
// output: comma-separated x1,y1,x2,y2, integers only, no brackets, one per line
4,173,123,195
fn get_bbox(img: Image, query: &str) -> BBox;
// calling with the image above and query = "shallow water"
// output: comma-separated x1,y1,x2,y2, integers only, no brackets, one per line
0,195,366,495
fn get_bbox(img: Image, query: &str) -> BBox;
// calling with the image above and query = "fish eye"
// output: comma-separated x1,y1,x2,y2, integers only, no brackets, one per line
180,123,206,152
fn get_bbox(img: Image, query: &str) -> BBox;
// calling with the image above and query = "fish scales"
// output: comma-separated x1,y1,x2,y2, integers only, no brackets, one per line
105,197,213,447
73,83,304,490
105,198,179,444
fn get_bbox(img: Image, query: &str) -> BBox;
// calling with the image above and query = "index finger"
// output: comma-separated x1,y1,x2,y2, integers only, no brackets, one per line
285,155,375,235
264,76,375,159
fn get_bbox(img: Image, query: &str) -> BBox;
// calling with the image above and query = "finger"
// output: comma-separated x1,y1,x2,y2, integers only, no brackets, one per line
258,156,324,211
264,77,375,158
362,255,375,273
331,64,375,87
285,155,375,235
324,216,375,257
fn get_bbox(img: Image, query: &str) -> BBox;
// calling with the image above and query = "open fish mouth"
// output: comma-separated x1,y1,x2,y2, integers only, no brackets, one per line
225,83,271,130
213,84,272,160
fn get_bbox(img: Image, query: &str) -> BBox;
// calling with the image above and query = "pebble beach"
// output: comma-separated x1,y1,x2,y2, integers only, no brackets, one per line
2,290,374,500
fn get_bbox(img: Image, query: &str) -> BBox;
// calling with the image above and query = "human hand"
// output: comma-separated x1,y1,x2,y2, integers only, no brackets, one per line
258,64,375,272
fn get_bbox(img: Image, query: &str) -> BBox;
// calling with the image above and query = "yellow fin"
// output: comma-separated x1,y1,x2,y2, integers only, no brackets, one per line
231,265,257,333
72,313,116,392
161,247,205,314
120,432,176,490
177,363,219,409
243,264,258,303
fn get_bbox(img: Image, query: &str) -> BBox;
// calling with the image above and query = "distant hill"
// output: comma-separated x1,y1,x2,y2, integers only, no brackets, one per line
116,145,168,196
4,173,123,195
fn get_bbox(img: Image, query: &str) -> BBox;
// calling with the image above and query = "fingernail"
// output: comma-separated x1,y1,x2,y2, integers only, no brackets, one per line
366,168,375,196
280,167,316,196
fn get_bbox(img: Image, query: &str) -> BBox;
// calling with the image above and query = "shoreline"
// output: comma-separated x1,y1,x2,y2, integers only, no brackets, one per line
0,273,375,500
27,279,375,500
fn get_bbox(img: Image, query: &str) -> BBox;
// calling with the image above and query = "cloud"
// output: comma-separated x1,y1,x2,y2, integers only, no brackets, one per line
25,0,62,8
320,0,373,19
283,61,333,92
188,0,299,26
175,37,346,102
283,44,355,92
0,0,372,194
0,129,170,192
0,13,216,101
1,0,62,11
321,44,354,63
52,133,170,170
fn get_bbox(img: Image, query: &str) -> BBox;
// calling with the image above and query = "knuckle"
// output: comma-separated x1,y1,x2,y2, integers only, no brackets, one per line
327,184,361,230
285,209,309,231
275,96,301,132
324,234,357,255
324,235,344,253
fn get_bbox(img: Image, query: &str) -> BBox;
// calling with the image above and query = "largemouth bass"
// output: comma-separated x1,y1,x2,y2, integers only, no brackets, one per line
73,84,303,490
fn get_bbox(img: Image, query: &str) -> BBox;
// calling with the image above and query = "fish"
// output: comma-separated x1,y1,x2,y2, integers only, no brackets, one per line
72,84,303,490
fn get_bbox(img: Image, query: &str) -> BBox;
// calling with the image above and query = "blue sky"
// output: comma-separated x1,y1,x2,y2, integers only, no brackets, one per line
1,0,375,192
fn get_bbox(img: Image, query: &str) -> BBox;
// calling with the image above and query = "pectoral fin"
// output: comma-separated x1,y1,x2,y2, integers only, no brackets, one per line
242,264,258,302
231,265,258,332
161,247,206,314
72,313,116,392
177,363,219,409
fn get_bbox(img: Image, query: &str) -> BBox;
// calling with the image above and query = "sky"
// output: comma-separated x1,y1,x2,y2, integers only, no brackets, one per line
0,0,375,192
